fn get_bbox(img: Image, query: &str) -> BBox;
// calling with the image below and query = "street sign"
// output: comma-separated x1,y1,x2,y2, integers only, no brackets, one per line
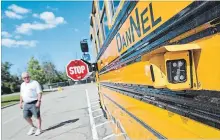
82,53,91,61
66,59,89,81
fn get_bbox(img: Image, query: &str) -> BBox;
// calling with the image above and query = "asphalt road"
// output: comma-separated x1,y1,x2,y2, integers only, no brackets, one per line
2,83,115,140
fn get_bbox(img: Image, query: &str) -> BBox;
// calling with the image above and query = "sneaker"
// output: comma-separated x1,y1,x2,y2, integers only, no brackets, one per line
27,127,35,136
34,129,41,136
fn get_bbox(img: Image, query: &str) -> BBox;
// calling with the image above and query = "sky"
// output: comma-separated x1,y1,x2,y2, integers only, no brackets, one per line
1,1,93,75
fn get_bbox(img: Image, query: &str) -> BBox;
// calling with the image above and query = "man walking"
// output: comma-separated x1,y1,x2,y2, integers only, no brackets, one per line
19,72,42,136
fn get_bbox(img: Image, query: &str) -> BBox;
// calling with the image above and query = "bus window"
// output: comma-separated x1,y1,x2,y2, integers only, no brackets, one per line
90,16,93,27
112,0,120,14
97,30,102,48
99,0,104,11
90,34,93,42
101,9,110,39
95,16,99,35
95,40,99,53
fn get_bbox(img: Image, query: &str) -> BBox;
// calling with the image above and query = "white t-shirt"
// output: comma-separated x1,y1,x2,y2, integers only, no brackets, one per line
20,80,42,103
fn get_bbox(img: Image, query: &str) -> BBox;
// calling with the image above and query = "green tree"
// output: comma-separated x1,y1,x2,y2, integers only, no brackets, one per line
27,57,46,85
1,62,12,83
1,62,21,94
42,61,70,83
42,61,65,83
60,70,69,81
42,61,56,83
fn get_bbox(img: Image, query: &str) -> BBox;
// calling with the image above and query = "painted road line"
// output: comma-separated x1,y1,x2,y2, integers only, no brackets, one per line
94,114,104,119
102,133,115,140
102,133,126,140
95,120,113,128
91,108,102,113
91,101,100,105
90,99,100,103
90,103,100,107
86,89,99,140
3,116,18,124
91,104,100,108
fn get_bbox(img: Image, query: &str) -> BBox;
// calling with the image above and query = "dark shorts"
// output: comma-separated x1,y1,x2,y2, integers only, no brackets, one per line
23,100,40,119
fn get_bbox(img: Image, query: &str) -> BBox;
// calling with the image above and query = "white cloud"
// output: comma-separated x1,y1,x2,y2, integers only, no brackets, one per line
8,4,30,14
14,35,21,39
32,13,39,18
40,12,55,23
5,10,23,19
1,31,12,38
46,6,58,11
39,12,65,25
16,11,66,35
74,28,79,32
2,38,37,48
16,23,55,34
16,22,57,35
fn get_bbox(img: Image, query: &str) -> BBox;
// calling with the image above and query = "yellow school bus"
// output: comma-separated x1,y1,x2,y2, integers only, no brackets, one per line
89,1,220,139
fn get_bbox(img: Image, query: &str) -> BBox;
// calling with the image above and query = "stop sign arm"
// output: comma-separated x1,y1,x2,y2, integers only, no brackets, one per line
80,59,98,72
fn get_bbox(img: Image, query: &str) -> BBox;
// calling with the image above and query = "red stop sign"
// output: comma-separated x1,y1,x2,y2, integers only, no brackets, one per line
66,60,89,81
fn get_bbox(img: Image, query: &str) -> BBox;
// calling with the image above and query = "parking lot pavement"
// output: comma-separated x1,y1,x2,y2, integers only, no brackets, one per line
2,83,116,140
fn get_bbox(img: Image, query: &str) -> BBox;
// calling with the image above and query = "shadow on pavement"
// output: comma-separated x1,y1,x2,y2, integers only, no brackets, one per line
43,118,79,133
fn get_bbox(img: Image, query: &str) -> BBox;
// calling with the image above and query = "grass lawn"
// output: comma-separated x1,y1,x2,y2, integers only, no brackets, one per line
1,92,51,107
1,94,20,107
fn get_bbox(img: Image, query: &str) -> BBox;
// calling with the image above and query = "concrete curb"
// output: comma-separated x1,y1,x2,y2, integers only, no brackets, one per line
1,102,18,109
43,88,59,92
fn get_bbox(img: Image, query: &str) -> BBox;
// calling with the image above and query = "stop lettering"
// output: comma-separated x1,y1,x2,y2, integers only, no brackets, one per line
69,66,85,75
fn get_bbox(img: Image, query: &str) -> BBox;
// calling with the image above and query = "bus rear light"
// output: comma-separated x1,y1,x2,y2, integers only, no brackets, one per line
166,59,187,84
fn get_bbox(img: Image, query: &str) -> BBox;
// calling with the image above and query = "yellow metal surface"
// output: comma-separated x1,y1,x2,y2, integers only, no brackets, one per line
104,96,158,140
98,1,192,70
164,44,201,52
149,54,166,88
99,61,153,85
169,22,212,44
193,34,220,90
141,44,201,61
99,34,220,91
103,102,127,140
100,86,220,139
99,49,193,90
94,1,220,139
